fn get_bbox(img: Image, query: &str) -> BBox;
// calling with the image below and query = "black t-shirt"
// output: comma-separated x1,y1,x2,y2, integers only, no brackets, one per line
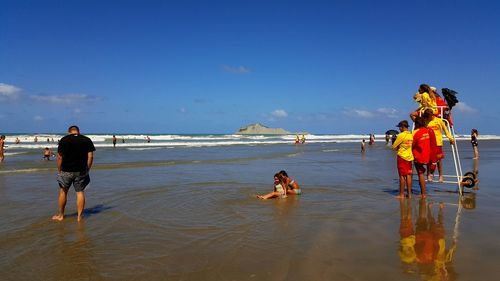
58,134,96,172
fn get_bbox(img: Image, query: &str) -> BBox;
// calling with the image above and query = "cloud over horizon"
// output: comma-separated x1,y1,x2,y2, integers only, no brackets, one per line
271,109,288,118
222,65,251,74
454,102,477,113
0,83,22,100
343,107,400,119
30,93,100,104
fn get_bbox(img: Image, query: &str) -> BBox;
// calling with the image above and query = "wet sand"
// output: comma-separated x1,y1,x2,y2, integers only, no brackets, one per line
1,140,500,280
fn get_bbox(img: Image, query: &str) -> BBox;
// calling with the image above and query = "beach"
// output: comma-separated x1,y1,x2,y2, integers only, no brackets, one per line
1,135,500,281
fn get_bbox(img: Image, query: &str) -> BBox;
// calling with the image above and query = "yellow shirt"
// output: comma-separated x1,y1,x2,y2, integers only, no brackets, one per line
427,117,454,146
392,131,414,161
419,92,437,114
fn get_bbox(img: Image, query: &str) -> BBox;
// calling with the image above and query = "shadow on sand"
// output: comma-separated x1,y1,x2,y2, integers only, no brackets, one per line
67,204,114,218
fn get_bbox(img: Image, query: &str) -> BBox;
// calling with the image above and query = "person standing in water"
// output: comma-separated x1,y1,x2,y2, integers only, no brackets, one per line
412,117,431,198
112,135,117,148
0,135,5,163
471,129,479,159
52,125,96,222
301,135,306,144
423,109,454,182
295,135,299,144
361,139,366,153
369,134,375,145
393,120,414,198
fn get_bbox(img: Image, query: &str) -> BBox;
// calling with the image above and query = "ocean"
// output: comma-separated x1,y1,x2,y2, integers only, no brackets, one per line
1,134,500,280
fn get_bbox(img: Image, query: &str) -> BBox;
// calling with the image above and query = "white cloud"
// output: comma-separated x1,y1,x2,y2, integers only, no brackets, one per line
0,83,21,100
30,93,100,104
223,65,251,74
33,115,44,121
376,108,399,118
178,107,187,113
454,102,477,113
344,107,400,119
343,109,375,118
271,109,288,118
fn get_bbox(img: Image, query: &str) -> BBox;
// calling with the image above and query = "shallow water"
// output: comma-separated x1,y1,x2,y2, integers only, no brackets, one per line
1,140,499,280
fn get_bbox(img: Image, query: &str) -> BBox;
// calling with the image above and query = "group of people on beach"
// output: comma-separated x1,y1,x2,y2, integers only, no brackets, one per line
295,135,306,144
393,84,458,198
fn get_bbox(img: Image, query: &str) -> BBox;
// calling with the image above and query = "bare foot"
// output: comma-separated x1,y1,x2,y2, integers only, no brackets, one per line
256,195,266,200
439,202,444,209
421,194,427,199
396,194,405,199
52,214,64,221
77,215,84,222
427,175,433,182
438,176,444,183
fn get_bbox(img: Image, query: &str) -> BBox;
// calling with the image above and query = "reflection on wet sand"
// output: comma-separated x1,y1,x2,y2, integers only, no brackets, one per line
398,199,458,280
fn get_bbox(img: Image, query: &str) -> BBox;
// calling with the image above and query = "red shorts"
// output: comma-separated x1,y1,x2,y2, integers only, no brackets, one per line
397,156,413,176
414,162,426,174
435,146,444,160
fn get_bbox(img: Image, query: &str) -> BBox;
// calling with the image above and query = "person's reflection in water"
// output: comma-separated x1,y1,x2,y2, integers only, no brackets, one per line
398,198,458,280
473,158,480,190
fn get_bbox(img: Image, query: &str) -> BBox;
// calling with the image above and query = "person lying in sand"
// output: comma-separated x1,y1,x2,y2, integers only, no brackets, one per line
257,173,287,199
279,170,302,195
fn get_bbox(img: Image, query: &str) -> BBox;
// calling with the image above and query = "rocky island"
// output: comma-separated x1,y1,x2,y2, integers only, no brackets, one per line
236,123,291,135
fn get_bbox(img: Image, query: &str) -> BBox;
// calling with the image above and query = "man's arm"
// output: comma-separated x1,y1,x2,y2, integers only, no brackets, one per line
57,153,63,172
87,152,94,171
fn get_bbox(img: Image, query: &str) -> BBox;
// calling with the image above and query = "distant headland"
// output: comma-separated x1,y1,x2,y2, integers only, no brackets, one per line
236,123,291,135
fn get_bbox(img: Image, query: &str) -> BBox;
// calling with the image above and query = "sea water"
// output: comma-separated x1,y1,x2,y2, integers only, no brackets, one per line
1,136,500,280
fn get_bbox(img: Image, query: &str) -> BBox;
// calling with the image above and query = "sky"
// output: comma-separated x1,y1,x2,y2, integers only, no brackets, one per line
1,0,499,134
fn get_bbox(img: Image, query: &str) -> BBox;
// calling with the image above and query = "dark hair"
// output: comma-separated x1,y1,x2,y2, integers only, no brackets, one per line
278,170,288,177
68,125,80,133
414,116,425,129
471,128,478,135
418,84,431,94
422,109,435,124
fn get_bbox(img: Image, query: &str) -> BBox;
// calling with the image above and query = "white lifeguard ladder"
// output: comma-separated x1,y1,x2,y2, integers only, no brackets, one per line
416,106,464,196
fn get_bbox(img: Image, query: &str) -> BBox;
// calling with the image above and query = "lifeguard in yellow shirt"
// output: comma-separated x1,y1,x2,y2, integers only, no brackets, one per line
423,109,455,182
393,120,414,198
411,84,437,121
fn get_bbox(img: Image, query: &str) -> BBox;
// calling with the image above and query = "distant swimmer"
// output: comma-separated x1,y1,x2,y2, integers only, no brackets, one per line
146,136,151,143
52,125,96,222
0,135,5,162
301,135,306,144
112,135,117,148
43,147,55,161
34,136,38,143
122,138,125,143
279,170,302,195
257,173,288,199
369,134,375,145
361,139,366,153
295,135,299,144
47,138,50,143
15,137,20,144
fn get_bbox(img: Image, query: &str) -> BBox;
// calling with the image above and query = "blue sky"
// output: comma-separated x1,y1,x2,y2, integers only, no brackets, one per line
1,0,499,134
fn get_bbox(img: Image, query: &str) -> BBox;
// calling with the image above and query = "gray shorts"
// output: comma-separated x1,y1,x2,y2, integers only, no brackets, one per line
57,171,90,192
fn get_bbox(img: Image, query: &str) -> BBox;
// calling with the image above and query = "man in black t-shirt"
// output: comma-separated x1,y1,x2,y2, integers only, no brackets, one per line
52,125,96,222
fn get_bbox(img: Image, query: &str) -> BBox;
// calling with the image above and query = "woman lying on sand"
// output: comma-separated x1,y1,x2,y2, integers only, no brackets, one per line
257,173,288,199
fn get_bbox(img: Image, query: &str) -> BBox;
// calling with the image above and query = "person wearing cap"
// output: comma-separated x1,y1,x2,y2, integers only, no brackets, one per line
392,120,414,198
423,109,454,182
52,125,96,222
